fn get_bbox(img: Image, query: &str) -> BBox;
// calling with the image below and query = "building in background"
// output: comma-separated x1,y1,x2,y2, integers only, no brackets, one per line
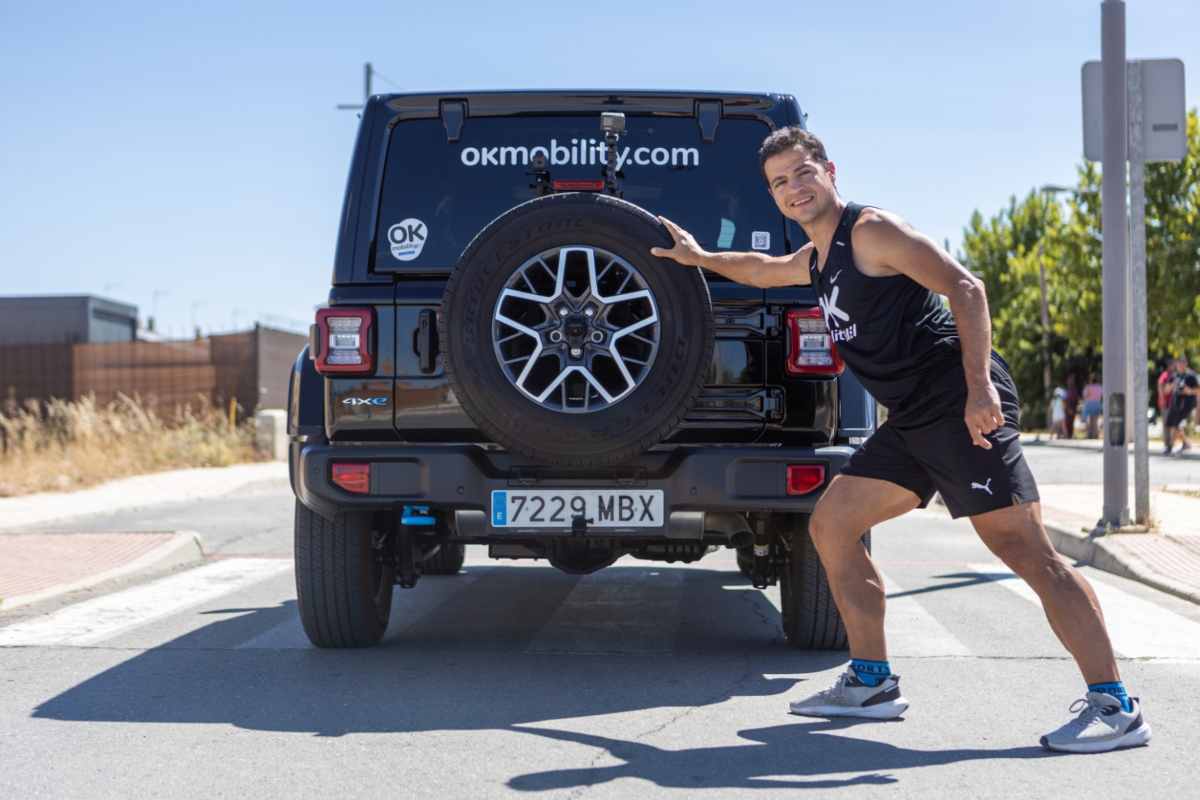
0,295,305,415
0,295,137,345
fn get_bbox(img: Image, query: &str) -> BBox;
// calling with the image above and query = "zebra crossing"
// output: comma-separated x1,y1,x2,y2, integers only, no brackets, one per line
2,548,1198,661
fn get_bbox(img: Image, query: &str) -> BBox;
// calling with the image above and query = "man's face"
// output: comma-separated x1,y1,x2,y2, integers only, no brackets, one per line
764,147,838,225
1178,358,1189,372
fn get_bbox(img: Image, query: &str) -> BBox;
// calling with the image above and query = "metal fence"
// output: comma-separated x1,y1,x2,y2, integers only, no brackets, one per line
0,325,305,416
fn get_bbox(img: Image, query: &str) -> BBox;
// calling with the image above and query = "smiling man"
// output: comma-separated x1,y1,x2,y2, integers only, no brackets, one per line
649,127,1150,754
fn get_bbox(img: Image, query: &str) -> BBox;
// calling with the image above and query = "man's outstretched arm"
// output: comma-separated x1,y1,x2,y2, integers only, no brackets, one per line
650,216,811,288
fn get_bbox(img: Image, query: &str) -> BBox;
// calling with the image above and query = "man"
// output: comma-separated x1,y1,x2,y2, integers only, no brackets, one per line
1164,356,1198,455
650,127,1150,753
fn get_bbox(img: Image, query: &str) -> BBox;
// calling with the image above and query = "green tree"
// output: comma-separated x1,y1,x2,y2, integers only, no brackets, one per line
961,108,1200,427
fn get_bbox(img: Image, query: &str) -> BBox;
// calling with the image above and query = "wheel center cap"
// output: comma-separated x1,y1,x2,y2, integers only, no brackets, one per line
563,315,589,345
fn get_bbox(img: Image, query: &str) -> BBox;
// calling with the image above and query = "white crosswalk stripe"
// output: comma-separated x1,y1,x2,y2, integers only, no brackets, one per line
3,553,1200,660
876,568,973,657
966,561,1200,660
0,558,290,647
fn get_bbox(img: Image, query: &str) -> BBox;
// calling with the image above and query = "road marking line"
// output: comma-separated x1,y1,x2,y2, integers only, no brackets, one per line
967,561,1200,660
876,568,973,657
526,568,686,655
0,558,291,647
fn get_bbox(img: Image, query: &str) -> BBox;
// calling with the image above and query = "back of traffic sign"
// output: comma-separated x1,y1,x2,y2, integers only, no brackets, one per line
1083,58,1186,162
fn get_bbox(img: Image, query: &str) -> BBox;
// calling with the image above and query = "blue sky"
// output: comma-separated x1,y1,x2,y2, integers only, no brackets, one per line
1,1,1196,337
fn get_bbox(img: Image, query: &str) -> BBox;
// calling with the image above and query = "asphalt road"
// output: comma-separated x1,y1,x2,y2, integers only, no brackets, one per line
2,446,1198,798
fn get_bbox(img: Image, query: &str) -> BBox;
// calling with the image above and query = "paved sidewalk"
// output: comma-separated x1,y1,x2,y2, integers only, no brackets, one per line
0,531,204,610
1039,482,1200,605
0,461,287,530
0,462,281,611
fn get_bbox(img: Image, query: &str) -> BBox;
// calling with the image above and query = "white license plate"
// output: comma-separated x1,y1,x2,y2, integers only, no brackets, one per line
490,489,664,528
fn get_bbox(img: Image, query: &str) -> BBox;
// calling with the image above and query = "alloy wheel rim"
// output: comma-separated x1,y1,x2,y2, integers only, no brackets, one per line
491,245,660,413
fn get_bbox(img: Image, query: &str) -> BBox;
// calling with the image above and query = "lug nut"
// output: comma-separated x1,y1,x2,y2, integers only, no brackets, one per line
549,331,563,343
590,331,604,343
558,307,569,317
584,307,594,317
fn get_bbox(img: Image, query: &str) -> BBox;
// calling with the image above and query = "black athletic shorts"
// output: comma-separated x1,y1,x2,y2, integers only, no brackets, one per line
1166,404,1195,429
841,352,1040,519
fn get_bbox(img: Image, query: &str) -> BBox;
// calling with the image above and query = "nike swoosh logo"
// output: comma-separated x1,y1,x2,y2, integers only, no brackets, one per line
830,270,842,284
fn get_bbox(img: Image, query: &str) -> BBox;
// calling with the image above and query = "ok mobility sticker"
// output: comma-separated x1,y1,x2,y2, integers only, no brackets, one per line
388,218,427,261
459,139,700,170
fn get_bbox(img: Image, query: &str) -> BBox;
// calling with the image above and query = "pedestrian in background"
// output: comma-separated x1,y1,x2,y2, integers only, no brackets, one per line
1082,374,1104,439
1050,386,1067,438
1155,361,1174,427
1063,374,1079,440
1164,356,1198,455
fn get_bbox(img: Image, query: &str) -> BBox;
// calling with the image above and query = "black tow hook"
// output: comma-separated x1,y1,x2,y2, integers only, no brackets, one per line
396,528,418,589
751,517,771,590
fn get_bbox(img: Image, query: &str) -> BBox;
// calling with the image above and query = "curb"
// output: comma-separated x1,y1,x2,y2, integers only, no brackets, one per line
1044,521,1200,606
0,530,207,611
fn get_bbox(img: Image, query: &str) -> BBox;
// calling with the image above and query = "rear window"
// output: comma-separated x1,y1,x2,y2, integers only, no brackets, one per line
373,115,787,271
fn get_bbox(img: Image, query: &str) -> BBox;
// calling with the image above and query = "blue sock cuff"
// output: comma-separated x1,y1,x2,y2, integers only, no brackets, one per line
1088,681,1132,712
850,659,892,687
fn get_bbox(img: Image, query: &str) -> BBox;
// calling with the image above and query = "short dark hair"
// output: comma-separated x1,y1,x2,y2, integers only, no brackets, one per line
758,127,829,182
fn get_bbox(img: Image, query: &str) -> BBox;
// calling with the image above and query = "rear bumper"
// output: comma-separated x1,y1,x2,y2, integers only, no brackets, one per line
292,442,853,534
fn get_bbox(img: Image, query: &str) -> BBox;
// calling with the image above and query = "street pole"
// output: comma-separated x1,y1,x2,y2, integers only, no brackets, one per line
1100,0,1130,528
1128,61,1150,525
1036,208,1054,435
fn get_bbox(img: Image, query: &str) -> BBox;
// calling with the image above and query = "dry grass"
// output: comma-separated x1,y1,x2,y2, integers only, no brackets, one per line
0,394,265,497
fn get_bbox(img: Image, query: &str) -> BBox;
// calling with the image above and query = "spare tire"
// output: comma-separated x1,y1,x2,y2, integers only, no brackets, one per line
440,193,714,467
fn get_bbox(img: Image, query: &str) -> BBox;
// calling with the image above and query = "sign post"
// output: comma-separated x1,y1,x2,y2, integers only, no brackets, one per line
1083,15,1186,528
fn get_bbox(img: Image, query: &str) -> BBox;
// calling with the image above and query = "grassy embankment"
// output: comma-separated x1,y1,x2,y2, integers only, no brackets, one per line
0,394,263,497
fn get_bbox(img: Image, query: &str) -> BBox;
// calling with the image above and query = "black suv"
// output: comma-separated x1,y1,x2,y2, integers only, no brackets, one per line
288,90,876,650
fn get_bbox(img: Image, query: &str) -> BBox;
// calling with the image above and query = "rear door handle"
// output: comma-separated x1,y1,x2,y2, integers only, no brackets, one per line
416,309,438,373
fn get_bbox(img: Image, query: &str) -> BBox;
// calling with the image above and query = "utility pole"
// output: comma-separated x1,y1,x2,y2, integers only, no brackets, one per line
1099,0,1130,529
1035,193,1056,434
336,62,373,111
1036,184,1087,438
1128,62,1150,525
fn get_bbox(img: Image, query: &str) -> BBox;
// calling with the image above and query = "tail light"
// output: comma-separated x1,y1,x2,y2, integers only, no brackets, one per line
331,462,370,494
785,307,844,375
786,464,826,495
312,308,374,375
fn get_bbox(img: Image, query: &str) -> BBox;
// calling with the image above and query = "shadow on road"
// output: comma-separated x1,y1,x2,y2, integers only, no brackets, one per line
30,563,1054,790
507,720,1052,791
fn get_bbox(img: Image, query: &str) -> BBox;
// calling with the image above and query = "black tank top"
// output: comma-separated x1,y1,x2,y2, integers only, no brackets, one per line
807,202,962,413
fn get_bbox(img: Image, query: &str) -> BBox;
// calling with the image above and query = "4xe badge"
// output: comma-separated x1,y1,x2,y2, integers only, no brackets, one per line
342,397,389,407
387,218,427,262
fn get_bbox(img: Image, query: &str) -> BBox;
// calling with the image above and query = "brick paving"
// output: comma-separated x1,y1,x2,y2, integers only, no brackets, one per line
0,532,173,603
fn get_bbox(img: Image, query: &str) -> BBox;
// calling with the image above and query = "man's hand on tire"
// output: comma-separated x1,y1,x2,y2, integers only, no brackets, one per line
650,216,708,267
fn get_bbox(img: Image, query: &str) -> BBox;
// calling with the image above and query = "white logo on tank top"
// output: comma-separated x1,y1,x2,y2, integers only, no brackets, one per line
819,285,859,344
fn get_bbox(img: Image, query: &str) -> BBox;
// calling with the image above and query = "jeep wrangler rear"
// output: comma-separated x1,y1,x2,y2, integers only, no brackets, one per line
288,90,876,649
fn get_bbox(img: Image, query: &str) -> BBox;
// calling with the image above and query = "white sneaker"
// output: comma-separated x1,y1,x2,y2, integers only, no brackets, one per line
1040,692,1152,753
788,669,909,720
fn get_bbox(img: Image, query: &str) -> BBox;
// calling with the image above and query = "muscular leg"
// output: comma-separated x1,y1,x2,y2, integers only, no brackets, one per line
808,475,921,661
971,501,1119,684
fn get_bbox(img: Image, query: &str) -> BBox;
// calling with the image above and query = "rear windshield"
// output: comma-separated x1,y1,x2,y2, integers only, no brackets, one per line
373,115,787,271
